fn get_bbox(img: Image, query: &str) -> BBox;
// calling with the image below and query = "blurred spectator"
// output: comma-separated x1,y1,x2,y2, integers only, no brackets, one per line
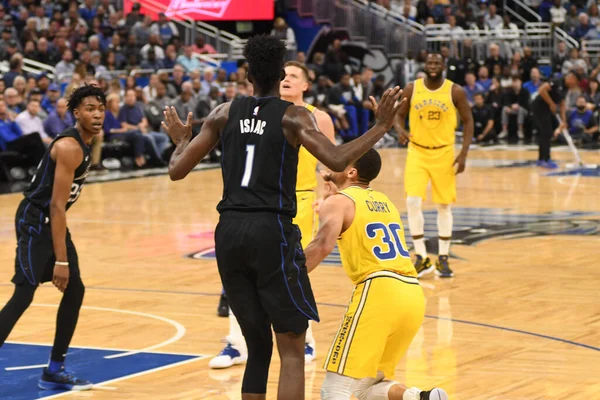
562,48,588,75
143,75,160,101
119,89,169,165
132,15,153,47
140,34,165,60
464,72,485,105
4,87,23,114
3,53,24,88
150,13,179,44
145,83,170,132
550,0,566,26
172,81,199,129
36,73,51,95
397,50,420,87
79,0,97,24
324,39,348,83
141,48,165,71
485,4,503,29
41,84,61,115
585,79,600,109
126,2,142,28
271,17,296,46
307,52,325,80
573,13,592,41
330,72,361,139
499,76,530,140
35,37,60,65
552,42,569,74
223,83,238,102
55,49,75,82
76,49,96,79
485,44,506,77
0,99,45,165
13,76,26,100
477,66,492,91
196,86,223,122
162,44,178,69
559,95,598,143
169,65,186,96
15,99,50,144
564,6,579,33
43,98,74,138
103,92,147,168
472,92,496,142
523,67,543,98
521,47,538,83
191,36,216,55
177,46,202,73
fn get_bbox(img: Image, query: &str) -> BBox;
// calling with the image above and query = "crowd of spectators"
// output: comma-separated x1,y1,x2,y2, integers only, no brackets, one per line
1,0,598,181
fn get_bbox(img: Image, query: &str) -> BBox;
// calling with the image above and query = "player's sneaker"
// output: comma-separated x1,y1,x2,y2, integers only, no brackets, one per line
217,293,229,317
435,255,454,278
420,388,449,400
305,344,316,364
38,367,93,391
208,343,247,369
414,255,434,277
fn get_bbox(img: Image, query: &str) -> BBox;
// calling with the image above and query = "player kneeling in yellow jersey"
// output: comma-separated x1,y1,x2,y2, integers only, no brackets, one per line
305,149,448,400
209,61,336,369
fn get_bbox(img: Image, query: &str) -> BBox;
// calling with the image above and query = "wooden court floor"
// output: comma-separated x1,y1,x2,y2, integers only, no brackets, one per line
0,148,599,400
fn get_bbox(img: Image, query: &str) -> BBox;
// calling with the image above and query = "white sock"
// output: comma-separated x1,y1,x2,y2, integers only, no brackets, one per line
436,204,453,256
402,387,422,400
305,320,316,348
226,307,247,353
412,238,426,258
406,196,426,257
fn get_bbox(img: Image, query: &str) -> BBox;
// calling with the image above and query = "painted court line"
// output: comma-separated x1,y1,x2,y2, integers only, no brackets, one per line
5,363,47,371
30,304,187,359
42,356,207,399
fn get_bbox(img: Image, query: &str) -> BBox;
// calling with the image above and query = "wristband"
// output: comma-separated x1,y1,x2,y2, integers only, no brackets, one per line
55,261,69,266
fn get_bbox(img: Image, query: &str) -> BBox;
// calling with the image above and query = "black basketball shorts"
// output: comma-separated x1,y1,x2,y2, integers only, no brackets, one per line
215,211,319,335
12,200,80,286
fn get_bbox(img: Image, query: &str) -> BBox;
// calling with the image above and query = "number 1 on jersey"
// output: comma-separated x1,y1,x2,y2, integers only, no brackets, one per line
241,144,255,187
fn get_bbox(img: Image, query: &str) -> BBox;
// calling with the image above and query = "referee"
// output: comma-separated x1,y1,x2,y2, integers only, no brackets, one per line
532,71,580,168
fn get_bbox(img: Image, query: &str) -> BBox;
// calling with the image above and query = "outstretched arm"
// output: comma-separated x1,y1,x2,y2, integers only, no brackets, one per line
163,103,230,181
394,82,413,145
452,84,474,174
286,87,404,172
304,194,353,272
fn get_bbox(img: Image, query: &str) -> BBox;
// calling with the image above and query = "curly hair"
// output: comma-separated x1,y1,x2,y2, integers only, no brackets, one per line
67,85,106,114
243,34,287,93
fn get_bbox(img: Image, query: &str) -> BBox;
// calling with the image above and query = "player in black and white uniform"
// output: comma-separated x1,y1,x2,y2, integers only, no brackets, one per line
161,35,403,399
0,86,106,391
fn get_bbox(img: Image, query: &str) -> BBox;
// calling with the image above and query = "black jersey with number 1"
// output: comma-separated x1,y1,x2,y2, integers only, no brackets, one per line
216,96,297,217
24,127,91,213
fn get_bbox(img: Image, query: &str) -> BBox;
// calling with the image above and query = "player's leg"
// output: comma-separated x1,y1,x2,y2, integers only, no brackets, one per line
209,306,248,369
293,190,318,363
215,215,273,398
0,283,37,345
257,216,319,400
39,233,92,391
1,202,50,346
429,149,456,278
404,149,433,277
364,278,446,400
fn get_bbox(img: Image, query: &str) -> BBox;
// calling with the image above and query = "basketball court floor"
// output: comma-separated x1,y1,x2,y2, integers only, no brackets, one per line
0,147,598,400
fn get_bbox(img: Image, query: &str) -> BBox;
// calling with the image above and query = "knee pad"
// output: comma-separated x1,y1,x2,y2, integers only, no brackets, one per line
321,372,354,400
353,372,397,400
405,196,422,211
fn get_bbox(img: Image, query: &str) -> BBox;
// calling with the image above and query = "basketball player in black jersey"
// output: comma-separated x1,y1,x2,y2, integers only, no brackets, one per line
0,86,106,391
162,35,403,400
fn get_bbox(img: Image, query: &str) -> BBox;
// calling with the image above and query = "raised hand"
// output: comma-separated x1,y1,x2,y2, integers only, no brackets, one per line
371,86,406,131
162,106,193,145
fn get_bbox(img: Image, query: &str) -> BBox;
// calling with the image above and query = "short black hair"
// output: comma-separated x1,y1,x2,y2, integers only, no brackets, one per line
243,34,286,92
353,149,382,184
67,85,106,114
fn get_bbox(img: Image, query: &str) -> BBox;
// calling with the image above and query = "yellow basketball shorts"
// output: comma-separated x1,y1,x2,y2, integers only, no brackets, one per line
404,145,456,204
293,190,318,249
323,271,425,379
